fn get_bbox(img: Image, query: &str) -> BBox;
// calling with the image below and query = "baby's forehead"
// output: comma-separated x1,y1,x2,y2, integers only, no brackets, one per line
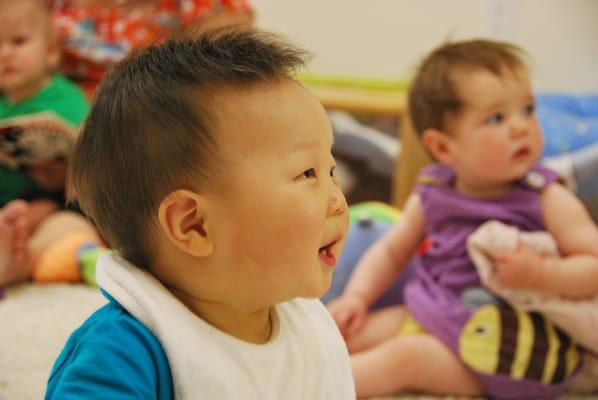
452,63,529,86
208,79,318,127
0,0,50,29
205,80,328,152
454,67,530,99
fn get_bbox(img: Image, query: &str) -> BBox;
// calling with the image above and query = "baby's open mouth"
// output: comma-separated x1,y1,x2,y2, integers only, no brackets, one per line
318,239,339,266
513,147,530,159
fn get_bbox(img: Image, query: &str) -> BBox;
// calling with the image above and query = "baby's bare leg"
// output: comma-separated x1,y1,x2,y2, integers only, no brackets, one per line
352,334,483,398
0,209,13,282
346,305,408,353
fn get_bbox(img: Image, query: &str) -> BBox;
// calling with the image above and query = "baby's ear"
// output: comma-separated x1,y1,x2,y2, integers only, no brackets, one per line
158,190,214,257
46,28,62,70
421,128,455,165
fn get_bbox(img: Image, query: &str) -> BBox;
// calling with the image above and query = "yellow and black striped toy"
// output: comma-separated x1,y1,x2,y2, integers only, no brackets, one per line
459,304,580,384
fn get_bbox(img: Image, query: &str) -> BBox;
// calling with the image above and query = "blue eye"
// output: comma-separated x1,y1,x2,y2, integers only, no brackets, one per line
303,168,316,178
486,113,503,125
523,104,535,116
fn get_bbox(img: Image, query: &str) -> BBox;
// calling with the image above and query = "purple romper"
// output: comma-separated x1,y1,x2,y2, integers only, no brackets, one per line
405,164,581,399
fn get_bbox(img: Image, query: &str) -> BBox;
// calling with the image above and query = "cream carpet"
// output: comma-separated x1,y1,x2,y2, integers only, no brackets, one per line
0,284,106,399
0,283,595,400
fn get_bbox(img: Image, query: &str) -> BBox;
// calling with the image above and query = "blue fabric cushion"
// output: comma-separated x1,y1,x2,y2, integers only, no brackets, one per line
537,93,598,158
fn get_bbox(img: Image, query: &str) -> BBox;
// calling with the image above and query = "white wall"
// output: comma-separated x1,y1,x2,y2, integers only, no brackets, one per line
252,0,598,93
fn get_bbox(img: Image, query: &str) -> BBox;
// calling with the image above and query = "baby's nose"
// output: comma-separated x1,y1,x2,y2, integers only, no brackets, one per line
328,185,347,217
510,117,529,137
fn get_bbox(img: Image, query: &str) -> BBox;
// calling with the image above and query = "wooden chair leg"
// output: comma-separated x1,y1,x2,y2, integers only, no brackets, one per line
392,117,432,208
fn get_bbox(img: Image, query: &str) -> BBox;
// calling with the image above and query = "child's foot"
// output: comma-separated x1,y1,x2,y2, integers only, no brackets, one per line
8,200,31,264
0,200,31,285
0,212,13,283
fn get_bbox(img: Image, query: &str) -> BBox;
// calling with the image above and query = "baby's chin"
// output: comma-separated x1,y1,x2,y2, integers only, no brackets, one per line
300,278,334,300
511,158,540,179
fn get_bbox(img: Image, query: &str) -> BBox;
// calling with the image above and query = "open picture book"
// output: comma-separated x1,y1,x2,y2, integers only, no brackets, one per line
0,111,78,170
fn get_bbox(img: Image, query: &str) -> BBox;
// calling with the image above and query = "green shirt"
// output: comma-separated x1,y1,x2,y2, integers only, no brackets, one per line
0,75,89,205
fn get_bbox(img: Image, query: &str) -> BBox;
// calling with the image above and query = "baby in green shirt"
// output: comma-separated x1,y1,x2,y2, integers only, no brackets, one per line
0,0,95,286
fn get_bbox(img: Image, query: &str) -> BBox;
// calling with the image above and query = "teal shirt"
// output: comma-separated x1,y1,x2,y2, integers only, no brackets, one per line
0,75,89,205
46,293,174,399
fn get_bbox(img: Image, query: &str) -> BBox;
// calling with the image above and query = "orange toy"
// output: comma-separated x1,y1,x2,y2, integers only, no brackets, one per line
28,211,101,283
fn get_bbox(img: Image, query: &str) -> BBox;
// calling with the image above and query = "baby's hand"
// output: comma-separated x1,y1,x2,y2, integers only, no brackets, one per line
326,293,368,340
494,242,543,289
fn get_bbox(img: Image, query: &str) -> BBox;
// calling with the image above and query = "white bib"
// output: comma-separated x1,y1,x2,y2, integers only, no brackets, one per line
96,252,355,399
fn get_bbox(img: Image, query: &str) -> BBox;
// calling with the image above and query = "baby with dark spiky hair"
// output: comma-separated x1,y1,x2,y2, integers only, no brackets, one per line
46,29,355,399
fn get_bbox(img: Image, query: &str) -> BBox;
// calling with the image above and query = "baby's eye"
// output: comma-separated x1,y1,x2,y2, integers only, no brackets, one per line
486,113,503,125
523,103,535,116
12,36,27,46
303,168,317,179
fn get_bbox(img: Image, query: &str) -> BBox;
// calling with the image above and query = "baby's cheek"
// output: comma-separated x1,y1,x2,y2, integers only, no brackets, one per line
286,210,323,245
477,138,508,168
242,208,320,262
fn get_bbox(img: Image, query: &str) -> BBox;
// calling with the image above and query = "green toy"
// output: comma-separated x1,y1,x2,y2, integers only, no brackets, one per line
349,201,401,224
